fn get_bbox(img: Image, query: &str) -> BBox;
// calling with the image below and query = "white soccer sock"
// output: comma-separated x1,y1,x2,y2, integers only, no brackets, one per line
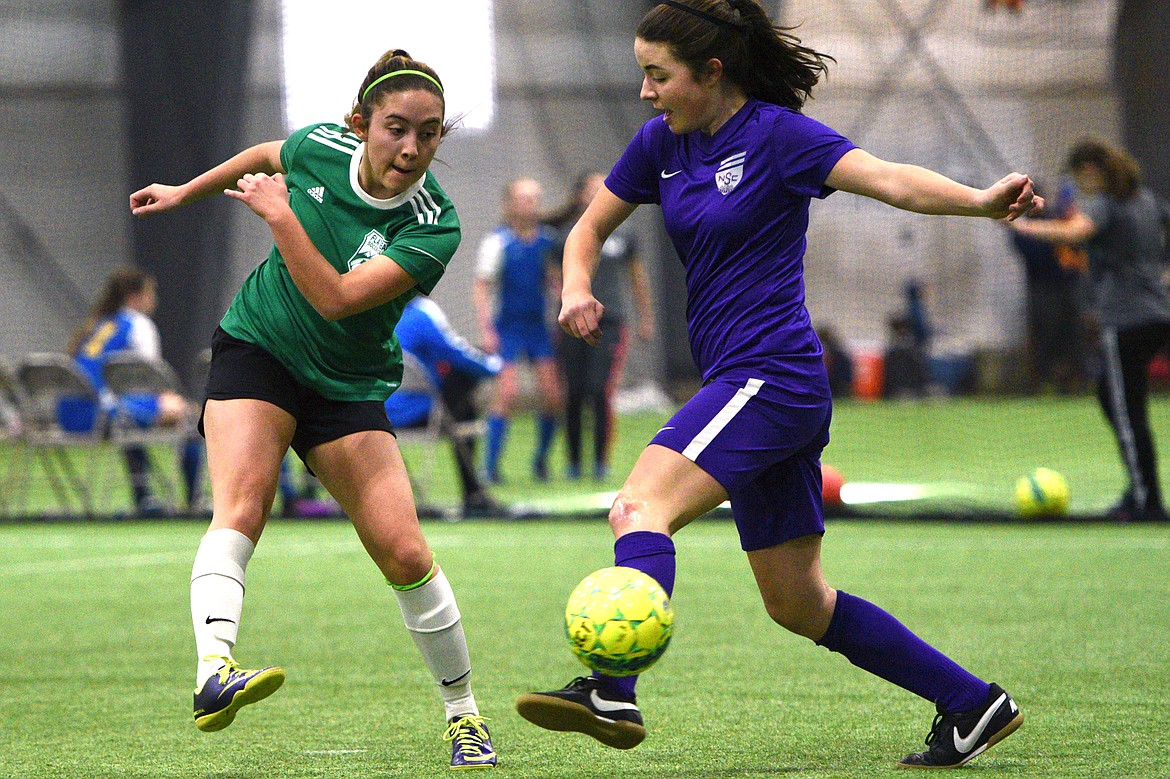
393,566,479,721
191,528,255,686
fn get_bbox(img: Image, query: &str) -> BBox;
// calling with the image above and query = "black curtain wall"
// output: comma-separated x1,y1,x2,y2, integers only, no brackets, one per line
120,0,256,390
1116,0,1170,203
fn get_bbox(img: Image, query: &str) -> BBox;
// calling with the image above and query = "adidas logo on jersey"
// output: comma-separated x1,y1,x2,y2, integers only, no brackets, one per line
307,186,325,203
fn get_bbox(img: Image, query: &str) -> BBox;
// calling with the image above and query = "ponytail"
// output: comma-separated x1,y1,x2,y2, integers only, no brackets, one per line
638,0,833,110
67,266,153,355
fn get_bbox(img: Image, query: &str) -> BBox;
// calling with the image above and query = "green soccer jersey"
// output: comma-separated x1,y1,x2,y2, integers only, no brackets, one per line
219,123,461,401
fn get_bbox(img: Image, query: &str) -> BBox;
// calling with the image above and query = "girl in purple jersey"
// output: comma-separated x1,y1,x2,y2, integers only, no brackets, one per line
517,0,1040,768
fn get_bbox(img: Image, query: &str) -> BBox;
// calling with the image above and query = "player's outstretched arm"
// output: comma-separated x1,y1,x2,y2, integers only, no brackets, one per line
825,148,1043,221
1008,206,1097,244
130,141,284,217
559,186,637,345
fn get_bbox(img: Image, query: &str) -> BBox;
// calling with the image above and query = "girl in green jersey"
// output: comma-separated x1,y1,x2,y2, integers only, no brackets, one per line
130,50,496,770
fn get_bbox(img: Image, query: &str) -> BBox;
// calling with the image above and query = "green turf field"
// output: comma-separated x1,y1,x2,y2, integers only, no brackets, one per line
3,395,1170,776
2,519,1168,777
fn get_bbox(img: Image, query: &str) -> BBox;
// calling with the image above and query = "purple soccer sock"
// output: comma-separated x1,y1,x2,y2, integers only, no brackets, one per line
816,590,991,713
592,530,676,701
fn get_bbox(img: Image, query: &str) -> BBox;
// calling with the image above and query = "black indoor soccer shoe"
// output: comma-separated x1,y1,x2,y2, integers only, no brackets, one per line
515,676,646,749
897,683,1023,769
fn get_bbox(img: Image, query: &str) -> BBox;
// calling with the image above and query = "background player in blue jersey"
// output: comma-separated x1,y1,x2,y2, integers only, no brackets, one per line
1010,138,1170,524
129,50,495,768
473,177,563,483
547,172,657,482
279,297,506,519
62,266,198,515
517,1,1041,768
385,296,504,517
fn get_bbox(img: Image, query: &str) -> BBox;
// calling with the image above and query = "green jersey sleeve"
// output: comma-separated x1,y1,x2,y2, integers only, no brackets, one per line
385,206,461,295
279,125,317,173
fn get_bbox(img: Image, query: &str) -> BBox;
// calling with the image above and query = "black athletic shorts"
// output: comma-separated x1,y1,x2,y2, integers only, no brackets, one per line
199,327,395,465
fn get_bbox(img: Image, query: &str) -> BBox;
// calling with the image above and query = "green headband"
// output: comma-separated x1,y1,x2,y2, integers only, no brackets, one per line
362,69,444,102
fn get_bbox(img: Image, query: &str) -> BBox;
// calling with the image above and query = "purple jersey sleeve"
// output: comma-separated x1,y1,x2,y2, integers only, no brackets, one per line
771,111,855,199
605,118,667,205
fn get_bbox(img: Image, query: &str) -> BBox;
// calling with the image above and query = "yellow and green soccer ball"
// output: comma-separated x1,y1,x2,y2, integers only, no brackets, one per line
564,566,674,677
1014,467,1070,518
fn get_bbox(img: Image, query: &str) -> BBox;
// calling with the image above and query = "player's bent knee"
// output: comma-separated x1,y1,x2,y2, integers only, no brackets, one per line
158,392,188,424
608,494,641,534
375,544,434,587
763,597,827,639
608,492,670,536
211,493,272,535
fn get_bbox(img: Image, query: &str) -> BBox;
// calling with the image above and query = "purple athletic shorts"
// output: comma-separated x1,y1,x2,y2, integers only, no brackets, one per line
649,376,831,551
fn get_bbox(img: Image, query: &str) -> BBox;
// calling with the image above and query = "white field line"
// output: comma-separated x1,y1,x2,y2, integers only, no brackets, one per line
0,540,359,578
2,529,1166,578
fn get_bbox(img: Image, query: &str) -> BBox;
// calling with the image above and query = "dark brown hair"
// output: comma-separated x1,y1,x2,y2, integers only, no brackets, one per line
346,49,457,137
68,267,154,355
637,0,833,111
1067,138,1141,201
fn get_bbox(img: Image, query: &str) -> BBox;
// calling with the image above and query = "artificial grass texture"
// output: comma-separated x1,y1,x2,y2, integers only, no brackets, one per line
2,519,1168,777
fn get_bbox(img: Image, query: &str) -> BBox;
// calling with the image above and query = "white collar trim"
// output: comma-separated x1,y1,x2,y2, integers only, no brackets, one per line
349,142,425,209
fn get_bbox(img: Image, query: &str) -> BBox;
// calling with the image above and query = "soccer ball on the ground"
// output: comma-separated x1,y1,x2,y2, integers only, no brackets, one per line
564,566,674,677
1014,467,1070,517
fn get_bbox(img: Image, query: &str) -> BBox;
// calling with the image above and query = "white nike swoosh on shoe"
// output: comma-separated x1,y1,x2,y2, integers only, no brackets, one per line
589,689,639,713
953,693,1007,753
660,170,682,178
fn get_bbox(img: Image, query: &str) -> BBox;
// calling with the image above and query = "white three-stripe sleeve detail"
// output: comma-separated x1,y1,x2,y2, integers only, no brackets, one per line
416,187,441,222
307,133,358,155
408,192,439,224
680,378,764,461
407,197,424,224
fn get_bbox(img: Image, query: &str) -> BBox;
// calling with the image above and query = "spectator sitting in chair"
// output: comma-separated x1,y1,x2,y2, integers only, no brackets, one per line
61,266,201,515
387,296,506,518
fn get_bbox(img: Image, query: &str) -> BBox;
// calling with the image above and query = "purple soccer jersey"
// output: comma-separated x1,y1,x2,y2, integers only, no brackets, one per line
595,101,996,721
605,99,855,398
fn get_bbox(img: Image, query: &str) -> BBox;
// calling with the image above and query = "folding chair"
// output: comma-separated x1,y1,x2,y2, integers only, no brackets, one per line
102,353,193,507
15,352,111,517
392,352,447,508
0,358,29,516
394,352,487,513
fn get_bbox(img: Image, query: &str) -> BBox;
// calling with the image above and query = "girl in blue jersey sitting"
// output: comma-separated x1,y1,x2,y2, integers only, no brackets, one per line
387,296,503,517
62,266,197,515
517,0,1041,769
